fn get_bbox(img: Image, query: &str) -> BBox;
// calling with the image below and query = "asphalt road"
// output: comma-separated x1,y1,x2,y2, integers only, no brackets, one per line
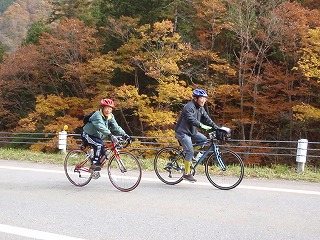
0,159,320,240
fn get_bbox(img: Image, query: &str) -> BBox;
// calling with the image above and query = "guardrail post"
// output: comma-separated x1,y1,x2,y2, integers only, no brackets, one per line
296,139,308,173
58,125,68,154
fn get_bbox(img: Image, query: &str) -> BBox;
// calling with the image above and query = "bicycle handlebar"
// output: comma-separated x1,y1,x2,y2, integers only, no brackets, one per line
209,127,231,141
114,136,132,149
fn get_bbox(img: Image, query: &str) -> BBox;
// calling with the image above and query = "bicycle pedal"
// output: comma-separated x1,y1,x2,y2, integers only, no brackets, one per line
92,171,100,180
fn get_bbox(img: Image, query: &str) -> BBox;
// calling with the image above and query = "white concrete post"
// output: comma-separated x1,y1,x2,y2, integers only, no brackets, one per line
58,125,68,154
296,139,308,173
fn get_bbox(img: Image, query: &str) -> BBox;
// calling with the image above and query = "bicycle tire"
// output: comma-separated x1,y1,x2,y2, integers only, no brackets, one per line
205,149,244,190
64,149,93,187
153,147,184,185
107,151,142,192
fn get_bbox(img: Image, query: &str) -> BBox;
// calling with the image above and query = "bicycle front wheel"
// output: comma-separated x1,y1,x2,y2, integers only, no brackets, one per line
64,149,93,187
205,149,244,190
153,147,184,185
108,151,142,192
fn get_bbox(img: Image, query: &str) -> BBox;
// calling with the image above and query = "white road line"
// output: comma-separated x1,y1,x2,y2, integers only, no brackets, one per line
1,165,320,196
0,224,86,240
237,185,320,195
0,165,62,173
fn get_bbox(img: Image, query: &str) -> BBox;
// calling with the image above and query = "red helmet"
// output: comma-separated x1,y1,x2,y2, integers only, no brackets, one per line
100,98,115,108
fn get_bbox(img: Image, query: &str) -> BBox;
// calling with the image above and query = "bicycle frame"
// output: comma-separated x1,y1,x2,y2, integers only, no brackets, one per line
191,140,226,171
74,141,119,173
153,130,244,189
104,142,127,173
65,136,142,191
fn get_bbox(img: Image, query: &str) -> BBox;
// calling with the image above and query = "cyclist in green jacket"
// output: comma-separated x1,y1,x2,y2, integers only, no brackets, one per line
82,98,130,171
175,89,219,182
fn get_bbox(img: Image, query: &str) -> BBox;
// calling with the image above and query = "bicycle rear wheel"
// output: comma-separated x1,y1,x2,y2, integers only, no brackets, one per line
205,149,244,190
108,151,142,192
153,147,184,185
64,149,93,187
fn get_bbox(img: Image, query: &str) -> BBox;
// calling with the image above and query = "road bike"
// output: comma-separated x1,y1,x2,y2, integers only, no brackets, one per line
64,136,142,192
153,129,244,190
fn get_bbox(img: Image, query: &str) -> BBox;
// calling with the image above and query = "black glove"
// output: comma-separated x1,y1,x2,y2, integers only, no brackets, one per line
122,134,130,141
216,127,231,141
109,134,119,145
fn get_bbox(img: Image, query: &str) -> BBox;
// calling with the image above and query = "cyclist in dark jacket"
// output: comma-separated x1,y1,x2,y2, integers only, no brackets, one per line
175,89,219,182
82,98,129,171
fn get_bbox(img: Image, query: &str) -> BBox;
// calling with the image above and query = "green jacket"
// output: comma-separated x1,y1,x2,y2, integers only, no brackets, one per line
83,110,125,139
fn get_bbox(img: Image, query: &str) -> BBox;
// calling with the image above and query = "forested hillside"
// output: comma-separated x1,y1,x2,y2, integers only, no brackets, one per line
0,0,14,13
0,0,52,52
0,0,320,165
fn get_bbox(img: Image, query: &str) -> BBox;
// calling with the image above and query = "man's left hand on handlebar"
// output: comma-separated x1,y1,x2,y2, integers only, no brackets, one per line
109,134,119,145
122,134,131,141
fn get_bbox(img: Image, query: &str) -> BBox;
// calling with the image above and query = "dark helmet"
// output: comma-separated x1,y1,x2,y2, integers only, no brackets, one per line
192,88,208,98
100,98,115,108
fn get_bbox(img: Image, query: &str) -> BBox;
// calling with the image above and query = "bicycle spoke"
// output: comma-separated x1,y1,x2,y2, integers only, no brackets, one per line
205,149,244,190
154,147,184,185
108,151,142,192
64,149,93,187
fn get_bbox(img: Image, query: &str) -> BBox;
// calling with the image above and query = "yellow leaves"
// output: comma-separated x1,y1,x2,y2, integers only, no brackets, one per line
146,129,177,146
157,82,192,104
293,103,320,122
35,94,69,116
114,84,150,109
151,20,174,39
297,27,320,80
87,56,115,75
214,84,240,98
138,106,177,127
81,55,115,83
209,62,236,76
16,95,90,133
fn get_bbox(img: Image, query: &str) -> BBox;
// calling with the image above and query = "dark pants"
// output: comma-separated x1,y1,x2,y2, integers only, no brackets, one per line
175,132,207,162
81,132,106,163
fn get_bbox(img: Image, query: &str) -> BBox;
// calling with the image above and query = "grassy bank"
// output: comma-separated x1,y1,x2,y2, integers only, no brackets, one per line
0,148,319,183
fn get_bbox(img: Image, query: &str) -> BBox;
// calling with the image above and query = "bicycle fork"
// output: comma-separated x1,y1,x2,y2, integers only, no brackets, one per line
113,151,127,173
213,145,226,171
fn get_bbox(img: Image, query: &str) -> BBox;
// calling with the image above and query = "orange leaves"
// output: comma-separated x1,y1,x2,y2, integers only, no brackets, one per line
193,0,230,48
39,18,99,64
15,112,41,132
270,1,319,58
43,115,82,133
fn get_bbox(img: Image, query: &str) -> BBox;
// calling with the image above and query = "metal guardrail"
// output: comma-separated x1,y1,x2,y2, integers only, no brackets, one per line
0,132,319,168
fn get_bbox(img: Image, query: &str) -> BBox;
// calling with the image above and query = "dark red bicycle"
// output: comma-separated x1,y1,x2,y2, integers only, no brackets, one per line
64,136,142,192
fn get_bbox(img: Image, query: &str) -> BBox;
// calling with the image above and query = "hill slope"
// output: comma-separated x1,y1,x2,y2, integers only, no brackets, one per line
0,0,15,13
0,0,52,52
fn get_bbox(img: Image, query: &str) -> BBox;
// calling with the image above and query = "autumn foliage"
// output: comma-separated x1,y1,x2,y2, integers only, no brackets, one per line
0,0,320,163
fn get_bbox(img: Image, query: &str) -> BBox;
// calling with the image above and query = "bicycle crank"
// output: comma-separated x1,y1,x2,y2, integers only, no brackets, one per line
92,171,100,180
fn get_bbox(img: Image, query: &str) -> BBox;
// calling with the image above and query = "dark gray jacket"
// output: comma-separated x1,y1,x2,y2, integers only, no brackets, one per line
175,100,219,136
